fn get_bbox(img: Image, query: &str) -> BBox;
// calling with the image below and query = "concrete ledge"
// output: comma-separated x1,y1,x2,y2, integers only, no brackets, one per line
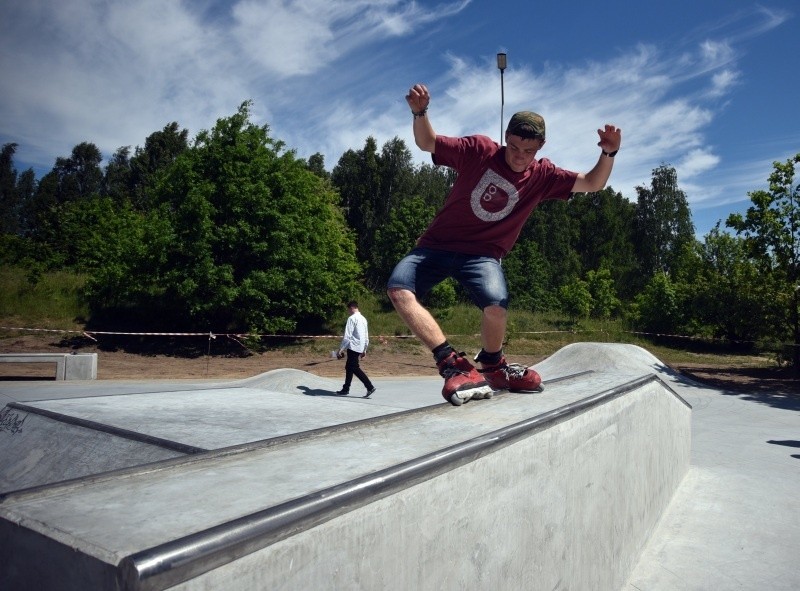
0,374,691,591
0,353,97,380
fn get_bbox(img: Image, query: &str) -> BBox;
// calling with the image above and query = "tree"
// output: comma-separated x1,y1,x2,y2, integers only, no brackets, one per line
586,267,620,320
54,142,103,201
633,272,680,334
371,195,436,287
22,142,104,266
523,200,581,290
305,152,329,180
727,153,800,364
331,137,381,263
559,278,591,324
87,101,361,333
569,187,638,298
503,239,556,312
128,122,190,210
682,225,778,341
331,136,420,287
634,164,695,283
103,146,132,204
0,143,20,234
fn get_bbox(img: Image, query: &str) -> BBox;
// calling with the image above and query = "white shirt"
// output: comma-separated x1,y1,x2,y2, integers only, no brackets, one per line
340,310,369,354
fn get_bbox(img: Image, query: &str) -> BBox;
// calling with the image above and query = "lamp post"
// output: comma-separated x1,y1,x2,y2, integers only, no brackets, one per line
497,52,507,145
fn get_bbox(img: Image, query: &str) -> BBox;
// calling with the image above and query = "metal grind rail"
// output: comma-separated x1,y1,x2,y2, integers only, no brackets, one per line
118,373,678,591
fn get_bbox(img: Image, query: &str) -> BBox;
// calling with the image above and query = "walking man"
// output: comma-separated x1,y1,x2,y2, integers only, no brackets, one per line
388,83,622,406
336,301,376,398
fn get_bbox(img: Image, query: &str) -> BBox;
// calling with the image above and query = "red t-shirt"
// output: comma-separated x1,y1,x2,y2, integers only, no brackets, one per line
416,134,578,259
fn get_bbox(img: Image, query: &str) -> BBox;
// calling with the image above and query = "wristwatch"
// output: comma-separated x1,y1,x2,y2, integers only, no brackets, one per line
602,149,618,157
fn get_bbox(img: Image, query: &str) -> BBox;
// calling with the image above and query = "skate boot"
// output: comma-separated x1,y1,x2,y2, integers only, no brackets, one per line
437,351,494,406
478,355,543,392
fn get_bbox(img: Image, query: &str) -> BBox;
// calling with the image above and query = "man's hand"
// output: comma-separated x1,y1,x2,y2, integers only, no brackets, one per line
406,84,430,113
596,124,622,154
337,350,345,360
360,352,366,360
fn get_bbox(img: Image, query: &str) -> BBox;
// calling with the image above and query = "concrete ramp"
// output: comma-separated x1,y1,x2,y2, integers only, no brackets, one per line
0,344,691,590
0,370,428,493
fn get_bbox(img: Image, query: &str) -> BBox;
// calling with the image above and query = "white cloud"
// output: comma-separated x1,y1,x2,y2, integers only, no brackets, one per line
678,148,721,180
0,0,793,246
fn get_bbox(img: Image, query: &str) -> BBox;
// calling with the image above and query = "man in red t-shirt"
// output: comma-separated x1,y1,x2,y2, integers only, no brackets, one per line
387,83,622,406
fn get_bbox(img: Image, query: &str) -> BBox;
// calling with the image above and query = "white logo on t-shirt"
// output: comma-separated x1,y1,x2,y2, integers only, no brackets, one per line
470,169,519,222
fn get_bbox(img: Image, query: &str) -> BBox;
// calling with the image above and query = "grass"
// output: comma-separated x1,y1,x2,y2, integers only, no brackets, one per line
0,266,88,331
343,291,775,369
0,264,777,369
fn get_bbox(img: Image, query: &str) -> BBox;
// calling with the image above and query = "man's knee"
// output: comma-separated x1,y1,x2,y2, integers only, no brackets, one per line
483,304,507,321
387,287,413,306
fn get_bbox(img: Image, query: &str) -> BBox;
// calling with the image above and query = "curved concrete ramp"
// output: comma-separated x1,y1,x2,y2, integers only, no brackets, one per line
233,367,340,394
537,342,674,375
0,344,691,590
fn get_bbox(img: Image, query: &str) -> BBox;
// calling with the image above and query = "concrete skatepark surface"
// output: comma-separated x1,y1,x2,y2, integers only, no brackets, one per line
1,342,798,590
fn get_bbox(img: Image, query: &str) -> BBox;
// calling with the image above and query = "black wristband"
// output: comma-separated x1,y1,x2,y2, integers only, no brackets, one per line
412,107,428,119
602,149,618,158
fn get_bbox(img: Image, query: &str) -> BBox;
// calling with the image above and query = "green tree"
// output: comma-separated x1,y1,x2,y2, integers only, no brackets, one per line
559,278,591,324
305,152,329,180
0,143,20,234
504,239,556,312
103,146,133,204
634,164,695,284
633,272,680,334
586,267,620,319
129,101,361,333
69,197,173,322
128,122,190,210
331,136,417,284
523,200,581,290
413,162,453,209
727,153,800,363
23,142,104,266
371,195,436,287
331,137,381,263
683,225,777,341
570,187,638,298
377,137,415,219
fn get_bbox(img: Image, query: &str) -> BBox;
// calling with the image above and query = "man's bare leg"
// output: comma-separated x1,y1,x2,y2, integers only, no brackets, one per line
480,305,507,357
387,288,445,349
389,287,494,402
477,304,542,391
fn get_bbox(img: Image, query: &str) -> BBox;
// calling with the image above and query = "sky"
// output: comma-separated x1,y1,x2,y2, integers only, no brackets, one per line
1,0,798,238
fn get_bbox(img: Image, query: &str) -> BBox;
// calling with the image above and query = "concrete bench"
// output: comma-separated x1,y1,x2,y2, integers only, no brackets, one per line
0,353,97,380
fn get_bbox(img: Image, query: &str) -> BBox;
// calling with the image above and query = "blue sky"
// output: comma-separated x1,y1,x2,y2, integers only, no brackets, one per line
1,0,797,238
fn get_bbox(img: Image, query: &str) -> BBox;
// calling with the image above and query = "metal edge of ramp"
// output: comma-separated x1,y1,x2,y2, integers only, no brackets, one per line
120,373,684,591
6,402,209,455
2,371,594,503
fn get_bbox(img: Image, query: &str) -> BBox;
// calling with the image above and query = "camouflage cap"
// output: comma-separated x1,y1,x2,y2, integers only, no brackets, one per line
506,111,546,140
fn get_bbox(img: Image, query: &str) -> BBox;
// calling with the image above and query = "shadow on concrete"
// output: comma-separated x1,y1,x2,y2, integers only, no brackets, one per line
297,386,341,397
0,376,57,381
677,366,800,411
767,439,800,448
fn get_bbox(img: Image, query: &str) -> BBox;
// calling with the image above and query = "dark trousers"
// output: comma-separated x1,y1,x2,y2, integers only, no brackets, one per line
343,349,373,392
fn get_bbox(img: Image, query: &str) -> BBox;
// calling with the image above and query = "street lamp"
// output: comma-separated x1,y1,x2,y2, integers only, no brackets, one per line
497,52,507,145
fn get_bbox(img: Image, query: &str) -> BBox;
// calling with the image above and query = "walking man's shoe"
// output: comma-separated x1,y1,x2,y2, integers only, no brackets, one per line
364,387,376,398
335,389,349,396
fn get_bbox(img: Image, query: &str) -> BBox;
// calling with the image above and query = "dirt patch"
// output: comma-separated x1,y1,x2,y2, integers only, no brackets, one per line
670,363,800,395
2,333,799,396
0,333,442,381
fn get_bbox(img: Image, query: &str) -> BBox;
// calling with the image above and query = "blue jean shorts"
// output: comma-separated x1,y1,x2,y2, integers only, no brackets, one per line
387,247,509,309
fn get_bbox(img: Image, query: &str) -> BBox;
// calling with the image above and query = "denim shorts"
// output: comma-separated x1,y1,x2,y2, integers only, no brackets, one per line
387,247,509,309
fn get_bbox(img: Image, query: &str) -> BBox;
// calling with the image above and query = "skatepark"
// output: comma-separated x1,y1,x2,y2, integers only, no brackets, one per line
1,342,798,590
